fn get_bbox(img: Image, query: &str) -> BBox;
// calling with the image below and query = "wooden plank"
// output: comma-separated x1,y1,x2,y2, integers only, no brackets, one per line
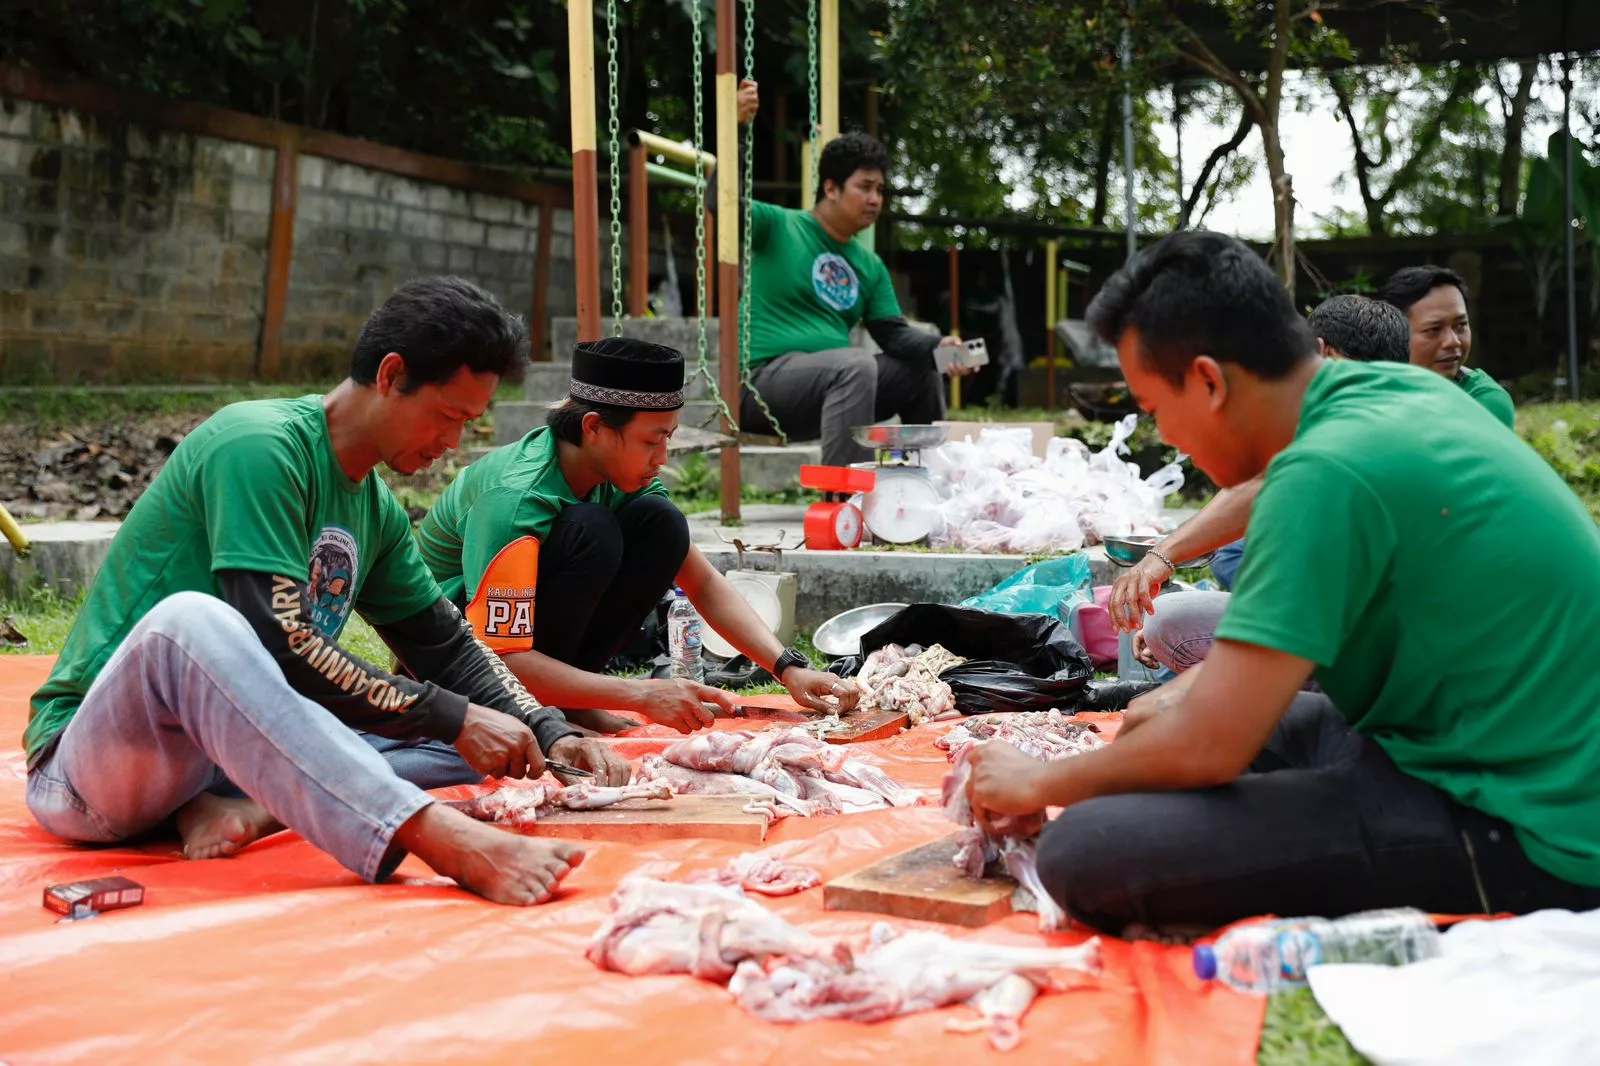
529,795,768,844
728,694,911,745
257,127,299,379
824,836,1015,927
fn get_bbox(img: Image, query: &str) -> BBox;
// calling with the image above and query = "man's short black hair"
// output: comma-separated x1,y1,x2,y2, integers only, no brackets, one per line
1085,230,1316,387
350,276,528,392
816,132,888,203
545,398,637,444
1376,265,1468,314
1307,295,1412,363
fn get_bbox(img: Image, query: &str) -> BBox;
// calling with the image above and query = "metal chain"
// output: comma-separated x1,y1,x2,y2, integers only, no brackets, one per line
688,0,738,432
807,0,820,195
605,0,624,332
739,0,784,442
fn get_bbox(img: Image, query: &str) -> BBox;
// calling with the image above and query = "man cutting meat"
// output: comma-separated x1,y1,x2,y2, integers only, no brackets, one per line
417,336,858,752
966,232,1600,934
25,277,626,906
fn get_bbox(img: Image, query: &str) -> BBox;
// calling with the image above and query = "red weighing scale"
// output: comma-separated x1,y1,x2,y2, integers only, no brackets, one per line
800,465,876,550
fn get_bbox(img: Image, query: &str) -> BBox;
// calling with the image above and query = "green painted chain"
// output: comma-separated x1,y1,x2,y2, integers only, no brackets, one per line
739,0,784,443
687,0,738,434
807,0,820,194
605,0,624,332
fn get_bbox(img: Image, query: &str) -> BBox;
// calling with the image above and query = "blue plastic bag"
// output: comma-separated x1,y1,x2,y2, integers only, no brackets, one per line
959,555,1093,621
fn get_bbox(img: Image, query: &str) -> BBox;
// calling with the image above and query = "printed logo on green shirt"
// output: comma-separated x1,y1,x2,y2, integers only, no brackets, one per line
811,252,860,312
308,525,359,637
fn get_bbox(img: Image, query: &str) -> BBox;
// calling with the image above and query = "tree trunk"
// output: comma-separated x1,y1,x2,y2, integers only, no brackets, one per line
1498,59,1538,216
1090,94,1117,229
1262,0,1294,291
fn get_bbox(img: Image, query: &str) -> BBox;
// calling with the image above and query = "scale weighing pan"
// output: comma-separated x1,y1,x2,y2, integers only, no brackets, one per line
851,424,949,452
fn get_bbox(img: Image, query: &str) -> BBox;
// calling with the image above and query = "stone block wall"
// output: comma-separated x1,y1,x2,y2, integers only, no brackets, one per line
0,98,273,382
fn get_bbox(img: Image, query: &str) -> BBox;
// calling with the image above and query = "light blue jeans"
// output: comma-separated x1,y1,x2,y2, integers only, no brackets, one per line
26,592,440,883
1142,591,1231,672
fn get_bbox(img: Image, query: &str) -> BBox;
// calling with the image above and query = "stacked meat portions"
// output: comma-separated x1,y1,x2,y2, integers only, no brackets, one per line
854,643,966,724
636,728,921,816
936,710,1104,762
448,779,674,828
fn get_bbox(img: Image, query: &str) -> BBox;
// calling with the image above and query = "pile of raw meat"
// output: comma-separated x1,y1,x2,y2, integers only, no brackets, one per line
588,875,1100,1051
939,712,1106,932
447,779,674,828
924,415,1187,553
637,728,921,817
687,852,823,896
853,643,966,724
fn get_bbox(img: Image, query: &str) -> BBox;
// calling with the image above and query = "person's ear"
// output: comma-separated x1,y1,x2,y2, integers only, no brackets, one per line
1192,355,1229,412
375,352,408,396
581,410,601,442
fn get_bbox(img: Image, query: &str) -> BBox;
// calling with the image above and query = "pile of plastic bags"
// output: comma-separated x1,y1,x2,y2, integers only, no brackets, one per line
923,415,1186,554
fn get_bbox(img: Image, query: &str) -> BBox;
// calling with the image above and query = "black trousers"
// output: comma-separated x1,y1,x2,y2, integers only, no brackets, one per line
532,494,690,673
1036,692,1600,934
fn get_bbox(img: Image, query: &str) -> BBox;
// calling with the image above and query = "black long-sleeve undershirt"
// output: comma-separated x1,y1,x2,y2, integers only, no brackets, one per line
217,570,579,752
866,315,941,366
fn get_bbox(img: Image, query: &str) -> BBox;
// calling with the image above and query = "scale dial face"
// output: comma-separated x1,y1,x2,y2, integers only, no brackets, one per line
862,469,940,543
833,501,863,548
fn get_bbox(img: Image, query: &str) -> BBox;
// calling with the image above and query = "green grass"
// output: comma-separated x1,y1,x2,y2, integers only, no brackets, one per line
1258,990,1369,1066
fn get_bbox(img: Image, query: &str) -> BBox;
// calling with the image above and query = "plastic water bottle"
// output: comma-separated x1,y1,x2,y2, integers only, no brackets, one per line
1193,908,1441,993
667,588,704,683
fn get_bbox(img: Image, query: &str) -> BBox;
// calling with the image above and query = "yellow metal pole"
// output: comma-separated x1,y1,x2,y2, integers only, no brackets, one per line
717,0,742,523
800,140,815,206
0,503,29,556
627,130,717,174
820,0,839,145
568,0,602,341
1045,240,1058,411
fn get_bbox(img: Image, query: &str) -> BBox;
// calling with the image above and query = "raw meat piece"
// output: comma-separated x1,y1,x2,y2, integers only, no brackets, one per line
826,758,922,808
937,710,1103,764
799,776,890,815
689,851,823,896
652,730,909,818
730,923,1099,1027
944,973,1043,1052
636,755,820,816
587,877,847,982
854,643,965,725
557,779,674,809
943,746,1063,930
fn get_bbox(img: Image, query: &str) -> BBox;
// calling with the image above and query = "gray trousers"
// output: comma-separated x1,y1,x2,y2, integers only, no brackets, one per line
741,348,947,467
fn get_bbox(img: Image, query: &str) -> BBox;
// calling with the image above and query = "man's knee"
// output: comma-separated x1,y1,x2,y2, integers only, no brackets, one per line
1142,591,1228,672
548,502,625,568
831,348,877,387
138,592,251,643
1035,799,1158,934
618,493,689,562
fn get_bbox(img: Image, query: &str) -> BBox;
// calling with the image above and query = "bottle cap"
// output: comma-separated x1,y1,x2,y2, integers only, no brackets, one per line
1192,945,1217,981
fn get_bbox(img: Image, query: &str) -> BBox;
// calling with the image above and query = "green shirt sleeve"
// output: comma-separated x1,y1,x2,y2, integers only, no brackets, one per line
198,428,314,578
1214,453,1397,667
356,492,447,625
460,490,548,603
1478,379,1517,429
750,200,781,254
861,254,902,322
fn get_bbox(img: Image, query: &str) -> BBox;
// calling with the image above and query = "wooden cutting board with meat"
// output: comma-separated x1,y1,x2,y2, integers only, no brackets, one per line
822,835,1018,927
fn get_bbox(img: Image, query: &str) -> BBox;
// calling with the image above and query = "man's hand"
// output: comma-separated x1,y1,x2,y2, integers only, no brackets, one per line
737,79,759,124
633,679,733,733
548,736,632,787
965,740,1051,820
1108,552,1173,633
937,335,978,377
1131,629,1160,670
782,667,861,714
455,703,544,779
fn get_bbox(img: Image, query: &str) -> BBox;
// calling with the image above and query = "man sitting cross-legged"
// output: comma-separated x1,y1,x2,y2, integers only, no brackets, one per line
967,233,1600,935
25,276,626,905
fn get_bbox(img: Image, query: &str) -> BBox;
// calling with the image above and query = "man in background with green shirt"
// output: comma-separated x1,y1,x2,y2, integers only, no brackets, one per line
1379,264,1517,429
735,84,966,466
25,277,625,908
965,231,1600,934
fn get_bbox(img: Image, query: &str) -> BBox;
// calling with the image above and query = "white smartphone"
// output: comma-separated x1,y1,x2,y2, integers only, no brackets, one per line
935,337,990,372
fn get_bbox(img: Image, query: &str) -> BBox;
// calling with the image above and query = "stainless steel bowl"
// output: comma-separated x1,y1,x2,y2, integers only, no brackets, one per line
1103,534,1214,570
811,602,908,659
851,424,949,452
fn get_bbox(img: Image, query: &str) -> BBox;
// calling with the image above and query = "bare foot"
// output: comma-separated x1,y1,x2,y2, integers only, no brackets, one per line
398,802,586,905
175,793,284,860
563,708,642,735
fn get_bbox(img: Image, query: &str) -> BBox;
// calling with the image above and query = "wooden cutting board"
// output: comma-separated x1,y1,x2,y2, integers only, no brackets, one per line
822,835,1016,927
527,795,769,843
729,694,910,745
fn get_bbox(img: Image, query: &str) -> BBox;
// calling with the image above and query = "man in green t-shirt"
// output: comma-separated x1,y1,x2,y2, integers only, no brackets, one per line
25,277,627,908
964,231,1600,935
735,85,966,467
1378,264,1517,429
418,337,860,738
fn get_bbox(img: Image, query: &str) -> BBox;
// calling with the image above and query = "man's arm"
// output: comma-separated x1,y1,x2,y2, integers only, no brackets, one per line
967,639,1315,818
864,316,942,365
1108,475,1263,632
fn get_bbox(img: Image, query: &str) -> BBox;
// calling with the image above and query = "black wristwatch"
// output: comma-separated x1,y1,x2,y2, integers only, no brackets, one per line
772,648,809,682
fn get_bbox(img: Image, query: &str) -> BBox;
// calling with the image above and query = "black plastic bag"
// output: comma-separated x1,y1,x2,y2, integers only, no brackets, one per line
828,603,1104,715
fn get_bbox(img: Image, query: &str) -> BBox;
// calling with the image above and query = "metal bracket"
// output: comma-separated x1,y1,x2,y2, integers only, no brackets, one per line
714,530,803,570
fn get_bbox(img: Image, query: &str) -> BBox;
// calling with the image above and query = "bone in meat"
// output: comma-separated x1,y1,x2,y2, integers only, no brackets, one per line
855,643,966,725
557,779,674,809
943,973,1043,1052
637,755,819,816
587,877,848,982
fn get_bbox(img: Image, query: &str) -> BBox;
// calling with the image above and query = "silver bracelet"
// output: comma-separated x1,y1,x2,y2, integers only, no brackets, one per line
1146,547,1176,572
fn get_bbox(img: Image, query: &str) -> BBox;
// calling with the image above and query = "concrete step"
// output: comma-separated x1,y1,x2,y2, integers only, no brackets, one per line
536,317,725,402
0,521,120,601
492,398,728,447
733,442,820,492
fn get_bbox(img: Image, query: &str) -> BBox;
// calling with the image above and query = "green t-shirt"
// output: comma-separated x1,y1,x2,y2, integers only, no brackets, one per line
416,427,668,650
26,396,440,766
1217,359,1600,886
745,200,902,368
1457,366,1516,429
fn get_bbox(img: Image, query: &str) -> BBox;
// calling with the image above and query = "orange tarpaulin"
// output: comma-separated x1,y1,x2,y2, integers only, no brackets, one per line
0,656,1265,1064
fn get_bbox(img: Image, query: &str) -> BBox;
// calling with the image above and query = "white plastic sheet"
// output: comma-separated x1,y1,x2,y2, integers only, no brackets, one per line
927,416,1183,554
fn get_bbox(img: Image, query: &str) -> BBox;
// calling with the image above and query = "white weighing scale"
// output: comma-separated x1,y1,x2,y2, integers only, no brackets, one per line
702,535,798,660
850,424,949,545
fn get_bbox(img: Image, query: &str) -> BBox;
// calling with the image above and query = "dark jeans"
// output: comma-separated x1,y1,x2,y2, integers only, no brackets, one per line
1036,692,1600,934
741,347,947,468
533,494,690,672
